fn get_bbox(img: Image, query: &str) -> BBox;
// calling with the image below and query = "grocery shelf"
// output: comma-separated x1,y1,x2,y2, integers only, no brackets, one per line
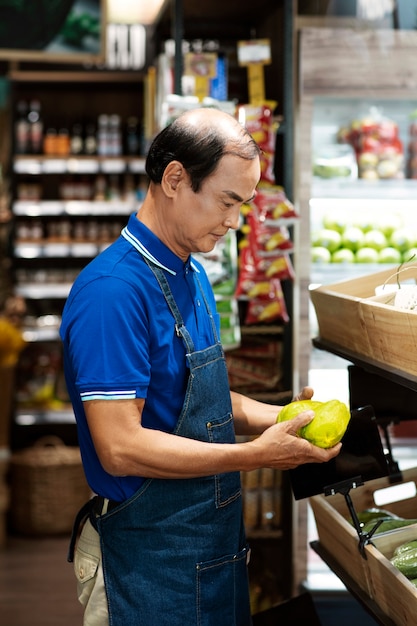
15,408,75,426
312,176,417,201
14,241,114,259
13,155,146,175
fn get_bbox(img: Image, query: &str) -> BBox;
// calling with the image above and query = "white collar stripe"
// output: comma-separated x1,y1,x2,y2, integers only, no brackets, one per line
121,226,176,275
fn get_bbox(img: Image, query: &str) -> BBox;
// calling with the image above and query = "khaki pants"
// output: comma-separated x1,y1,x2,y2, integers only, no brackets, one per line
74,517,109,626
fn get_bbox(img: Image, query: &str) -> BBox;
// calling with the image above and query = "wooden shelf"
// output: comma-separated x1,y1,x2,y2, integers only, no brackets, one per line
8,70,146,83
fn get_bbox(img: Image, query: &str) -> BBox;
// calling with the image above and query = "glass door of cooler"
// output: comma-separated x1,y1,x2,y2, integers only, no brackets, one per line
309,96,417,336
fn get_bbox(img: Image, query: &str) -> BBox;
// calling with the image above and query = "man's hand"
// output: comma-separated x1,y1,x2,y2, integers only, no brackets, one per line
292,386,314,402
248,409,342,470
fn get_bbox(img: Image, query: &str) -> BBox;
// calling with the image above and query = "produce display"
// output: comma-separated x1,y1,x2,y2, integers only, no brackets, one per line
391,540,417,584
350,507,417,535
312,212,417,265
276,398,350,448
337,113,404,180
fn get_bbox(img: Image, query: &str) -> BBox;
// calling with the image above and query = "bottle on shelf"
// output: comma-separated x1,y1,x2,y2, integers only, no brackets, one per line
84,123,97,155
27,100,43,154
70,123,84,155
125,116,141,155
15,100,30,154
97,114,110,156
56,128,71,156
109,114,122,156
43,128,58,156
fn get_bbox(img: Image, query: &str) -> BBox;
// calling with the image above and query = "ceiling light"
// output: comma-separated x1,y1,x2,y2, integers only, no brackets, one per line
106,0,168,25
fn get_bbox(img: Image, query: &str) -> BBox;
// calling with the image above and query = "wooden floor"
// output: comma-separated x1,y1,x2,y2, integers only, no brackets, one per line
0,533,84,626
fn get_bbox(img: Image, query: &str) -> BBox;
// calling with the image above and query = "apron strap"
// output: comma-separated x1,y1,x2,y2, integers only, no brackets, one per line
142,255,196,353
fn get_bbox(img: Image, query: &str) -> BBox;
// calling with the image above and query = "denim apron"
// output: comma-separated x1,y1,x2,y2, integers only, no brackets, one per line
96,258,252,626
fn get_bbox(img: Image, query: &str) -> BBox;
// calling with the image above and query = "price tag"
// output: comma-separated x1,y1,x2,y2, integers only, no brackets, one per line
237,39,271,66
237,39,271,104
184,52,218,101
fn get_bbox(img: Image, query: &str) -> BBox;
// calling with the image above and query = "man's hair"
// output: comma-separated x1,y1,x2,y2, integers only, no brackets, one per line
145,111,261,192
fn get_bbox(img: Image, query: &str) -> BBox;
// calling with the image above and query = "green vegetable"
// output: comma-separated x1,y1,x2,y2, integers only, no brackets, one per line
361,518,417,535
353,508,400,526
391,547,417,579
393,539,417,557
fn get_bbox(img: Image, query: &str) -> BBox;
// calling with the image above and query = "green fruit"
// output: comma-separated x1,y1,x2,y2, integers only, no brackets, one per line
394,539,417,557
313,229,342,253
363,229,387,252
341,226,365,252
378,247,402,264
354,508,401,526
277,399,350,448
362,518,417,535
311,246,331,263
332,248,355,264
355,247,380,263
391,546,417,579
390,229,415,253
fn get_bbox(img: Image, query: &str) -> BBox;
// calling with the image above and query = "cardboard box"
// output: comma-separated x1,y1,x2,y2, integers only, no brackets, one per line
310,468,417,625
309,263,417,376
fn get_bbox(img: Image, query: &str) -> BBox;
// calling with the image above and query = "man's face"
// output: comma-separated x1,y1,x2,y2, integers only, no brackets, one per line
170,154,260,258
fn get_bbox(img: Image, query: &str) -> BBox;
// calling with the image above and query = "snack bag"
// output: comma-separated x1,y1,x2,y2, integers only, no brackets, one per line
245,278,289,325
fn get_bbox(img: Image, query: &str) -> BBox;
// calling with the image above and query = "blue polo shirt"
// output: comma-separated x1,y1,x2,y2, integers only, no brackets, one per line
60,213,220,501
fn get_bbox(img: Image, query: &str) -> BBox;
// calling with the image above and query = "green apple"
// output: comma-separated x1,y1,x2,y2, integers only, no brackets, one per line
363,229,387,251
356,247,380,263
341,226,365,252
402,248,417,264
352,217,373,233
389,229,416,253
378,247,402,264
332,248,355,264
311,246,332,263
322,214,346,234
312,228,342,253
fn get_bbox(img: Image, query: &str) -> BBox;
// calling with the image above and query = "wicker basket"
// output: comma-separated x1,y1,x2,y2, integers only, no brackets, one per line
9,436,91,536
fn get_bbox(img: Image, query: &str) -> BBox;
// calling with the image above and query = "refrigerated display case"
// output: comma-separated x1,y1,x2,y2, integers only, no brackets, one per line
295,26,417,391
294,21,417,620
310,96,417,292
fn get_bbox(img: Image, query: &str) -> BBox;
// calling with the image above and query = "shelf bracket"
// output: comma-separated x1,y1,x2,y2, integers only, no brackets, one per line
323,475,383,558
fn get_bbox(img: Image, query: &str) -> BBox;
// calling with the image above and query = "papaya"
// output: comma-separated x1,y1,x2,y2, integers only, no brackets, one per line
394,539,417,557
277,398,350,449
355,508,401,525
362,518,417,535
348,507,400,527
391,546,417,579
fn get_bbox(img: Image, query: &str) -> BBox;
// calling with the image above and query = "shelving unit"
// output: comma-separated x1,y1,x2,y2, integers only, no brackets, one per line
10,152,147,449
1,0,301,611
293,17,417,616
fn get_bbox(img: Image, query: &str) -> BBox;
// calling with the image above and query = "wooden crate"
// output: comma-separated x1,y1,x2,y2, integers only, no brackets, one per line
310,468,417,612
367,526,417,626
309,263,417,376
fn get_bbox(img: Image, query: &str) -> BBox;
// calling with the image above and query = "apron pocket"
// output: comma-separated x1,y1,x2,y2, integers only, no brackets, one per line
207,413,242,508
196,546,252,626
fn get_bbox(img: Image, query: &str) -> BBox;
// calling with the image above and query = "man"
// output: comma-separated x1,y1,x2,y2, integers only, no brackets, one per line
61,107,341,626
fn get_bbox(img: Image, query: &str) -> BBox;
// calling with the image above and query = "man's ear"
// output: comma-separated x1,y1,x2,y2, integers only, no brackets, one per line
162,161,185,197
